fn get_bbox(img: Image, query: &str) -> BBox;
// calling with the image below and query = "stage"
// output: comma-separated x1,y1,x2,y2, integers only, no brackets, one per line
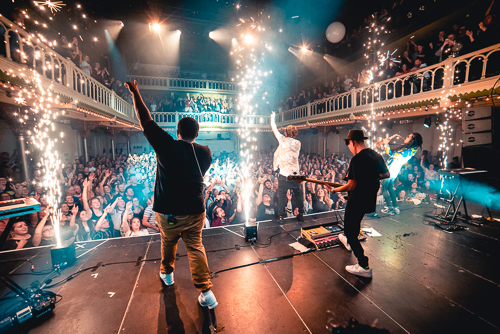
0,203,499,334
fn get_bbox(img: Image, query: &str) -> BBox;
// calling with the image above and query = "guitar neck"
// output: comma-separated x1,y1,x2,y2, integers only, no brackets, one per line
303,178,343,188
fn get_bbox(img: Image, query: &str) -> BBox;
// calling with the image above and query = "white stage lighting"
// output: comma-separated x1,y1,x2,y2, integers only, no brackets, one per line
150,22,161,33
244,34,254,44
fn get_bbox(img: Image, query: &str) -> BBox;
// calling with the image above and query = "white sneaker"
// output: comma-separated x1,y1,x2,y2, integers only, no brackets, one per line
160,271,174,286
393,207,400,215
198,290,218,309
338,233,351,251
381,207,395,215
345,264,372,278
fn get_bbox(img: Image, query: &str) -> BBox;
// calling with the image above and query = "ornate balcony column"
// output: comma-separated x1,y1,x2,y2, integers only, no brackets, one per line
320,127,333,158
106,127,123,161
75,121,99,164
5,108,32,182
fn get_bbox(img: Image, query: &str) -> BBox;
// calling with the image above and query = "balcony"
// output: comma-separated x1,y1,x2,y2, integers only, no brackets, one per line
127,75,239,94
0,16,137,127
276,43,500,125
151,111,269,130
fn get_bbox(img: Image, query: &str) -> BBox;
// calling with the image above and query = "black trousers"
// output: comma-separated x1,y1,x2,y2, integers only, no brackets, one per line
277,174,304,217
344,203,369,268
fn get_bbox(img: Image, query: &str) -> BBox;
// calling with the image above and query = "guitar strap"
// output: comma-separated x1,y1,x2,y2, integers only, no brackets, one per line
191,143,204,179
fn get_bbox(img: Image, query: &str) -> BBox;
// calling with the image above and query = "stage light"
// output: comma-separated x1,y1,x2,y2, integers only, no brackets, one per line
177,29,182,35
150,22,161,33
244,219,257,242
301,46,310,53
424,116,432,128
435,117,442,127
244,34,254,44
209,31,214,39
93,37,98,42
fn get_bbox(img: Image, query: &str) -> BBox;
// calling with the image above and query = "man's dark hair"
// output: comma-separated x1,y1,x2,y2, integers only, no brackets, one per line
177,117,199,140
397,132,423,151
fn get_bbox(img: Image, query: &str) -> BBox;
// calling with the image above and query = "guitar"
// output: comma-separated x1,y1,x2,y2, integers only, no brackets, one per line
287,175,343,189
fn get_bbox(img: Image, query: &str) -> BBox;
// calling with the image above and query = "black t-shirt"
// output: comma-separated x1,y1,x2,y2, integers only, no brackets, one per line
143,121,212,215
256,202,278,221
312,194,330,213
346,148,388,213
3,238,34,251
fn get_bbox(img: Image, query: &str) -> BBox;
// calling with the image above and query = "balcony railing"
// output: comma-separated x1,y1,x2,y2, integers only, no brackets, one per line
0,16,136,122
277,43,500,125
151,111,269,129
127,75,239,94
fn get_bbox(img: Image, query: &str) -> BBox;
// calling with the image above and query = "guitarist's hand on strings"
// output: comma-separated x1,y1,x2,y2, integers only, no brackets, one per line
325,185,336,193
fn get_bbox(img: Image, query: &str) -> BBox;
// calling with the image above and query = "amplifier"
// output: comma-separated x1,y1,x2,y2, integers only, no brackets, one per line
462,106,492,120
463,119,491,134
300,222,366,250
463,132,492,146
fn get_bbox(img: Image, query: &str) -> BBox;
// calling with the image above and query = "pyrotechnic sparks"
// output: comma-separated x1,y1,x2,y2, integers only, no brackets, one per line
6,63,64,246
34,1,66,13
15,97,27,105
360,19,395,149
231,14,276,222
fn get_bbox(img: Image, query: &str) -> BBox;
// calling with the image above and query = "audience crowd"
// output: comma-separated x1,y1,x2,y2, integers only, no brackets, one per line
141,93,236,114
281,0,499,112
0,3,485,251
0,143,450,251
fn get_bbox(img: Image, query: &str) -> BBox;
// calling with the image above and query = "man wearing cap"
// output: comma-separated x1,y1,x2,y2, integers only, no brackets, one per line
325,130,390,277
270,112,304,222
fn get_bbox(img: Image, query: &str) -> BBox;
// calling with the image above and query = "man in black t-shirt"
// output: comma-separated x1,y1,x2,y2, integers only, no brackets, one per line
326,130,389,278
125,81,218,310
256,194,279,221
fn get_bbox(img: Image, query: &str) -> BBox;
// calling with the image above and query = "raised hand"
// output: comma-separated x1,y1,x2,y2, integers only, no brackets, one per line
286,189,292,201
104,205,113,214
126,201,133,211
88,173,95,182
16,239,27,248
124,80,139,94
82,178,89,187
71,206,79,215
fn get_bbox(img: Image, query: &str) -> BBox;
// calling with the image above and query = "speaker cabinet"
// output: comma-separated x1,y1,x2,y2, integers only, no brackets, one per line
462,106,492,120
463,132,493,146
464,119,492,134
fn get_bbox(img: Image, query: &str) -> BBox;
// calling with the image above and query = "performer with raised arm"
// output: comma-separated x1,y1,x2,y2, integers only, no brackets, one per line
377,133,423,215
325,130,390,277
270,112,304,222
125,80,218,310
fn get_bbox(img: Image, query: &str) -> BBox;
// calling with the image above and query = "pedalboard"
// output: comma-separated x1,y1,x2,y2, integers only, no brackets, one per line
300,222,367,250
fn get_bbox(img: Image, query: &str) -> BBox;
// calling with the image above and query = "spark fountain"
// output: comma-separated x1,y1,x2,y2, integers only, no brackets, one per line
231,15,275,237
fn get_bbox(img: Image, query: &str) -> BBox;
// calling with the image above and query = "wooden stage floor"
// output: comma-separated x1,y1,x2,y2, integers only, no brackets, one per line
0,203,499,334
